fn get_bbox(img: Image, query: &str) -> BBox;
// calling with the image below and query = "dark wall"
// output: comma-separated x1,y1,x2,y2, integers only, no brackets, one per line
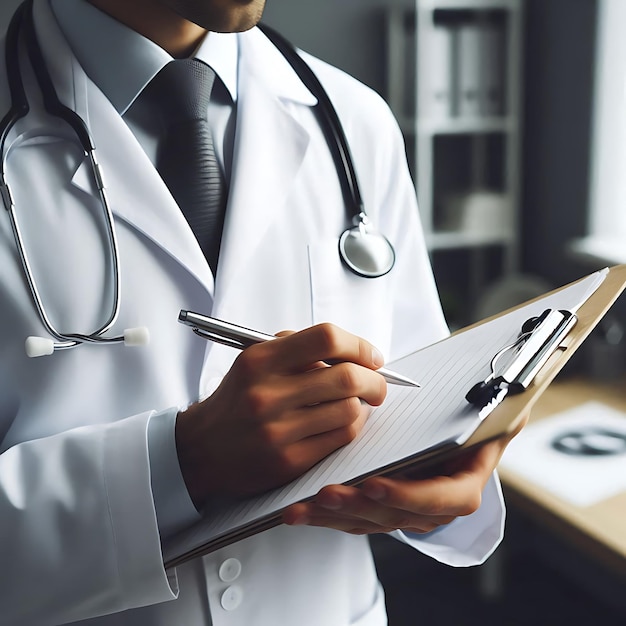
520,0,598,287
261,0,412,98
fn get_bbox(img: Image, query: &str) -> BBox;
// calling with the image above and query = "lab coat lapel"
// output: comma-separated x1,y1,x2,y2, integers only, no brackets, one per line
77,89,216,294
31,0,215,296
32,3,319,304
212,29,316,313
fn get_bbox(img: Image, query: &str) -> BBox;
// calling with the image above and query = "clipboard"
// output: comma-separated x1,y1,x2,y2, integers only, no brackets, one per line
463,263,626,450
163,265,626,568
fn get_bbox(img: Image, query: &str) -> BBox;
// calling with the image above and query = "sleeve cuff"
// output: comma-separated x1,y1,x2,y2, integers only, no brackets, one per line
391,472,505,567
147,407,202,540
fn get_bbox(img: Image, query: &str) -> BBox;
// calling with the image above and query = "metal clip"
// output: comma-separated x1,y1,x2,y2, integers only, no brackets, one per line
466,308,578,412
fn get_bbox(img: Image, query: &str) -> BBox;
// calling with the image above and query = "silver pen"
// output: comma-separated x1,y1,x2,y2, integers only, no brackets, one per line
178,310,420,388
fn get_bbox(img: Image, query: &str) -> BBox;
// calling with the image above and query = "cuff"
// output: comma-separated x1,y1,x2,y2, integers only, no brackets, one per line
392,472,505,567
147,407,202,540
103,413,180,603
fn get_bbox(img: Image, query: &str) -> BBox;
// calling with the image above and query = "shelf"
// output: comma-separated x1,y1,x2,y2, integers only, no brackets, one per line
425,230,515,250
567,236,626,266
385,0,523,326
418,116,517,135
400,117,517,135
418,0,520,10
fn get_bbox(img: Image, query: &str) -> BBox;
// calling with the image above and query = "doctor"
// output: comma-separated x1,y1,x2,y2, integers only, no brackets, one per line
0,0,524,625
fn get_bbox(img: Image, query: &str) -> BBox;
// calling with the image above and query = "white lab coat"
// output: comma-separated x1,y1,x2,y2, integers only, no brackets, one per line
0,2,505,625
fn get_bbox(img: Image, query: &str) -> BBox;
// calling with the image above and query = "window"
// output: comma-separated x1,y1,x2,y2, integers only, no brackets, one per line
570,0,626,264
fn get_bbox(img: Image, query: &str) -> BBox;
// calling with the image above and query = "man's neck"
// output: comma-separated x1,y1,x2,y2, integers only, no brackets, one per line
87,0,206,58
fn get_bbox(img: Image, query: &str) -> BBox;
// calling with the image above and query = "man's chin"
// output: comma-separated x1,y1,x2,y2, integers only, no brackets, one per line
166,0,266,34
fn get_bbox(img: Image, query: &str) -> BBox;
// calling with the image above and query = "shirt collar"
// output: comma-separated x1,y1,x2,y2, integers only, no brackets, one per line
50,0,239,116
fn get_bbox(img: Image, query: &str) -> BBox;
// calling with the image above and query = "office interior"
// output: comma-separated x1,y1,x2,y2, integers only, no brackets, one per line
1,0,624,624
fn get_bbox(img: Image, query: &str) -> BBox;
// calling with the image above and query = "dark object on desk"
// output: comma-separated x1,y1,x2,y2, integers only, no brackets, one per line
551,426,626,457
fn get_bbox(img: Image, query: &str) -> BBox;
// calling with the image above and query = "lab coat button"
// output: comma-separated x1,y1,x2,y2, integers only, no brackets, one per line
220,585,243,611
219,558,242,582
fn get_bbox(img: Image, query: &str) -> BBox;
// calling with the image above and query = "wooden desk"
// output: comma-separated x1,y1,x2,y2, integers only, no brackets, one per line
498,376,626,580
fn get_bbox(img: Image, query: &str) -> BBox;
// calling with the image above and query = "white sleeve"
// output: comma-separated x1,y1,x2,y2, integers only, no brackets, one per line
0,412,179,625
391,473,505,566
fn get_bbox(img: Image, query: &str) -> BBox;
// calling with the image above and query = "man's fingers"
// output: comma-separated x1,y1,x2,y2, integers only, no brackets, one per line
272,398,370,442
237,352,387,412
282,487,458,535
280,413,534,536
310,474,481,525
295,362,387,407
274,409,370,482
261,323,385,374
360,475,482,518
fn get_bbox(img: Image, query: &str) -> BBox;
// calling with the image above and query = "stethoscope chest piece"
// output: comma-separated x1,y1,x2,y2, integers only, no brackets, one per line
339,213,395,278
258,25,397,280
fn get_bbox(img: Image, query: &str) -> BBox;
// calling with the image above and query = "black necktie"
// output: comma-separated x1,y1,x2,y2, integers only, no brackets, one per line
141,59,227,274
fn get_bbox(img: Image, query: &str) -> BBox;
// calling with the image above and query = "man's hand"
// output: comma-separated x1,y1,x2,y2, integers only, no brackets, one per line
282,415,529,534
176,323,388,510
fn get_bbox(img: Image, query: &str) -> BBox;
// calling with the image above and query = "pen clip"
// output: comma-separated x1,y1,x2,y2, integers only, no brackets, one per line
192,328,249,350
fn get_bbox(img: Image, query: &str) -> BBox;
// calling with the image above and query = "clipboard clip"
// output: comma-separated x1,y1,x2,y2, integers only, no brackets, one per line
466,308,578,411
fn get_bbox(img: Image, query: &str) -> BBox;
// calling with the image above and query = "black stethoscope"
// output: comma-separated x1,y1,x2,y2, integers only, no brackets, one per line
259,24,396,280
0,0,396,358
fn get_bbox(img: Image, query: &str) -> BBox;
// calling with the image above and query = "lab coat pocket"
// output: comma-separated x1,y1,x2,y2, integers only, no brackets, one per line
308,240,393,357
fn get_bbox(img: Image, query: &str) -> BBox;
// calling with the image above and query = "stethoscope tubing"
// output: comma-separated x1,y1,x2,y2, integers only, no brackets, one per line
257,23,364,221
258,24,396,279
1,0,124,350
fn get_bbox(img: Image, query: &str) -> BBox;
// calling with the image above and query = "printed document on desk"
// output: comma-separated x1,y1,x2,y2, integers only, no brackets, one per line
164,268,621,568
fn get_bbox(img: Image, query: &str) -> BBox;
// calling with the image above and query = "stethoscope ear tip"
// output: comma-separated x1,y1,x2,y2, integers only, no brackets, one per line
25,336,54,358
25,328,150,356
123,327,150,347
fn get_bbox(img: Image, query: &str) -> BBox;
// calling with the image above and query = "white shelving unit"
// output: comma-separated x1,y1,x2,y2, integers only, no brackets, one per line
386,0,524,324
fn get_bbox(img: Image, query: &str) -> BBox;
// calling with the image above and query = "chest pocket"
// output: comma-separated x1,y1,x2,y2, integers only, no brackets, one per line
308,239,393,357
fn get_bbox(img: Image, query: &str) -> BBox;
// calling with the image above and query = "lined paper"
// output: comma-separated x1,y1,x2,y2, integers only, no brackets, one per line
164,270,607,564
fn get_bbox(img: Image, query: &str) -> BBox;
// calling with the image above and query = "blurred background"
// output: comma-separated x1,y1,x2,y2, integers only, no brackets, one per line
2,1,624,624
